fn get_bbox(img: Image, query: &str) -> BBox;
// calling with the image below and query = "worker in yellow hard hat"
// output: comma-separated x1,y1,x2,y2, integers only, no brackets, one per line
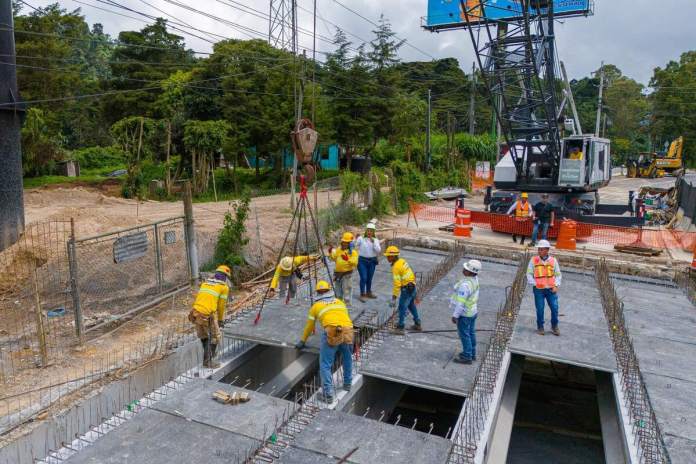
295,280,353,404
189,265,232,368
269,255,311,302
328,232,358,304
384,246,421,335
507,192,533,245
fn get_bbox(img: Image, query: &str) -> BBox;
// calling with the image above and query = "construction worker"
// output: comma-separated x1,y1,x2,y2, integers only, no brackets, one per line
385,245,421,335
269,255,311,301
527,240,562,336
189,265,231,368
531,193,555,246
451,260,482,365
506,192,533,245
329,232,358,303
356,223,381,302
295,280,353,404
569,146,584,160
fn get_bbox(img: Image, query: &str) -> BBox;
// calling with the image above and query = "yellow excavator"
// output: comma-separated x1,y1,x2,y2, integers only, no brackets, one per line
627,137,684,178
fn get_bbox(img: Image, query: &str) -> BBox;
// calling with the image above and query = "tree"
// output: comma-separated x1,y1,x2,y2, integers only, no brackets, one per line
21,108,65,176
183,120,230,194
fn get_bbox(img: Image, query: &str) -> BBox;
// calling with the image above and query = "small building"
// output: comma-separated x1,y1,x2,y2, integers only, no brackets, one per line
55,160,80,177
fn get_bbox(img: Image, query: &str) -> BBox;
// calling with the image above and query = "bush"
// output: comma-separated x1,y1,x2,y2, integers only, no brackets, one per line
212,195,251,280
72,146,128,169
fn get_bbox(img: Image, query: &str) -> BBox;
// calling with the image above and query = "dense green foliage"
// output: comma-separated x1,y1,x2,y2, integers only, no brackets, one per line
12,2,696,195
213,195,251,276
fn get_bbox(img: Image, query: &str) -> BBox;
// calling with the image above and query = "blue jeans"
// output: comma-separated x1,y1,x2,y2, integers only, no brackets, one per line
533,287,559,329
397,285,421,328
357,257,377,294
319,332,353,397
532,221,550,243
457,314,477,360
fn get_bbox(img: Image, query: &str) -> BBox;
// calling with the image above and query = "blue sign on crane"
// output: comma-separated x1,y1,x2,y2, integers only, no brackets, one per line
424,0,591,30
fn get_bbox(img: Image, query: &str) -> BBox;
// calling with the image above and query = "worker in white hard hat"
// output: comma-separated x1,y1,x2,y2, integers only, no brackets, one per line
356,222,381,302
451,259,482,364
270,255,311,302
526,240,562,336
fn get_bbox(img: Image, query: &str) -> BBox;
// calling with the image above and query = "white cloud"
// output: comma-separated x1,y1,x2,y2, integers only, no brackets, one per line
26,0,696,83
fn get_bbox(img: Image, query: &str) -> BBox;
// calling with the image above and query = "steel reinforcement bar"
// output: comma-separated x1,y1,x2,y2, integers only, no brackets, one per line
596,259,670,464
448,251,529,464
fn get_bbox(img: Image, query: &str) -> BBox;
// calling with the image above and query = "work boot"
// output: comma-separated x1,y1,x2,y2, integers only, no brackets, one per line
536,328,545,336
366,292,377,299
391,326,405,335
472,355,477,361
323,393,334,404
343,383,352,392
410,323,423,332
205,343,221,369
359,294,367,303
529,241,536,248
552,326,560,336
453,357,472,365
512,235,517,243
201,338,210,366
520,237,525,245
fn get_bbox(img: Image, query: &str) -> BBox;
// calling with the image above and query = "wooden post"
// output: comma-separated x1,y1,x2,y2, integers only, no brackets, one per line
68,217,84,343
211,158,218,202
166,120,172,196
33,268,48,367
183,181,199,282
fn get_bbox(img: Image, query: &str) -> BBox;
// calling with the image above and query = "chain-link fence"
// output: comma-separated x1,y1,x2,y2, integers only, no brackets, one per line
70,217,190,336
0,220,73,382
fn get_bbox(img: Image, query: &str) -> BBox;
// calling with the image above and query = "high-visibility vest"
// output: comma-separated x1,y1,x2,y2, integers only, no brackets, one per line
515,200,530,218
192,279,229,320
452,277,480,317
392,258,416,296
532,256,556,288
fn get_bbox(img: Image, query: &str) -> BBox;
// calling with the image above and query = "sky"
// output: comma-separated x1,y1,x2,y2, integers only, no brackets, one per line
24,0,696,85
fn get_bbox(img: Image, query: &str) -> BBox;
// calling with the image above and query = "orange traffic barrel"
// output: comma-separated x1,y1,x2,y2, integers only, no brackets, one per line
556,219,577,250
454,208,472,238
691,245,696,270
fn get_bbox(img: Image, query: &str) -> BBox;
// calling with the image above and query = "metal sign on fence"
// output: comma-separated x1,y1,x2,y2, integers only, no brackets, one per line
113,232,148,263
164,230,177,245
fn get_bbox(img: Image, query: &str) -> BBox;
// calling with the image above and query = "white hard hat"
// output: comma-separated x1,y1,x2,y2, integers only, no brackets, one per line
366,223,376,230
463,259,482,274
536,240,551,249
280,256,294,271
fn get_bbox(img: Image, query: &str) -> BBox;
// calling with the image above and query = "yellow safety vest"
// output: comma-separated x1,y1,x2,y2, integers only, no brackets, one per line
391,258,416,296
192,279,229,321
301,297,353,342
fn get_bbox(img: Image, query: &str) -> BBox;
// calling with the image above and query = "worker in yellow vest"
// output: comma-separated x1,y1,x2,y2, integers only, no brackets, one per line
295,280,354,404
329,232,358,304
506,192,533,245
189,265,232,368
385,245,421,335
526,240,563,336
269,255,311,302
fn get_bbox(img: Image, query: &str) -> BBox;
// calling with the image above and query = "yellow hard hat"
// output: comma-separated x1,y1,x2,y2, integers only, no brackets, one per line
316,280,330,292
384,245,400,257
280,256,294,271
521,192,528,199
341,232,354,243
216,265,231,277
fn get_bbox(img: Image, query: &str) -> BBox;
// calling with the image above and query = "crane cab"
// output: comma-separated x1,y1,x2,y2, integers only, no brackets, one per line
558,136,611,190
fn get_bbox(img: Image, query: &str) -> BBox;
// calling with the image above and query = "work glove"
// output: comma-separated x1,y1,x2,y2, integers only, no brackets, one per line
295,341,306,350
342,254,350,261
451,317,458,324
218,320,226,328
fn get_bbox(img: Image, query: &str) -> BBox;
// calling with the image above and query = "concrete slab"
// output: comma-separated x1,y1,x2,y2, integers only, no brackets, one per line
291,409,452,464
151,378,293,441
223,248,446,351
510,315,616,372
640,373,696,441
631,337,696,383
277,446,340,464
663,435,696,464
64,409,259,464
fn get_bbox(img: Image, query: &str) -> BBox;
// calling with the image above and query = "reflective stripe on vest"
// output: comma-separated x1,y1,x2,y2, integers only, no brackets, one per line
515,200,530,218
393,261,415,284
452,278,479,317
316,300,349,322
198,287,221,298
533,256,556,288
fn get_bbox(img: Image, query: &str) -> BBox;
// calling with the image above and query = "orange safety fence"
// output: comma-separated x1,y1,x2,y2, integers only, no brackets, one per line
409,202,696,252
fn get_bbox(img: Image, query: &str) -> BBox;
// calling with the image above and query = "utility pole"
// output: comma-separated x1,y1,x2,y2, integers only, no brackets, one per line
468,62,476,134
595,61,605,137
426,88,432,171
0,0,25,251
289,0,299,209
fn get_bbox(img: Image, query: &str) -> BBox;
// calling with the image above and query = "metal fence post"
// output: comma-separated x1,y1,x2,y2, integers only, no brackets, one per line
32,268,48,366
153,222,163,293
183,181,199,282
68,218,84,343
